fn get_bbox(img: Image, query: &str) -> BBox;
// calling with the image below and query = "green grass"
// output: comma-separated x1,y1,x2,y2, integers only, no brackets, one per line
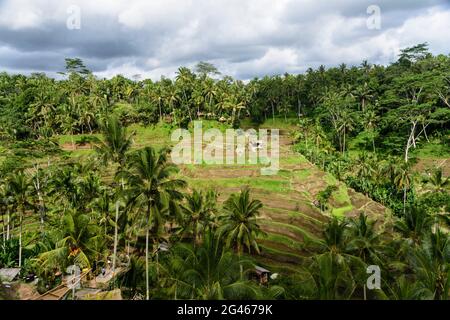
280,154,308,165
260,220,318,243
324,173,338,185
258,244,305,262
262,233,305,251
56,133,101,146
293,169,311,180
186,177,290,193
411,137,450,159
333,185,351,205
259,117,299,130
331,205,353,217
129,123,172,148
263,206,323,225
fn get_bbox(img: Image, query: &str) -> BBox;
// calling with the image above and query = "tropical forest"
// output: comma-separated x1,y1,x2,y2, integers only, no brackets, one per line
0,43,449,300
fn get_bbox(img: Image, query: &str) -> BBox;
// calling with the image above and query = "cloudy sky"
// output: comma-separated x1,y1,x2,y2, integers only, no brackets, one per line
0,0,449,80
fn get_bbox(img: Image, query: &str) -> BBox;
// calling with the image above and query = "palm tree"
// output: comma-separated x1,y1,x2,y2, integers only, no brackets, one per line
160,232,261,299
311,217,366,297
394,206,432,245
7,170,33,267
175,67,195,121
150,84,165,121
36,209,105,274
427,167,449,192
338,110,355,154
31,164,49,235
352,82,373,112
347,213,383,265
382,275,426,300
121,146,186,300
218,188,265,277
394,162,413,214
95,115,135,168
362,108,379,152
164,85,180,125
181,189,218,246
298,252,358,299
409,228,449,300
118,255,146,298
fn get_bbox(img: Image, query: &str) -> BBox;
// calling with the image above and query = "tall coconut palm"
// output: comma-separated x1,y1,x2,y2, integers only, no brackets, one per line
365,108,379,150
299,251,358,299
394,162,413,214
394,206,432,245
95,116,134,275
337,109,355,154
409,228,449,300
347,213,383,265
219,188,264,255
218,188,265,277
352,82,373,112
95,115,135,168
310,217,367,299
160,232,261,300
181,189,218,246
7,170,33,267
121,146,186,300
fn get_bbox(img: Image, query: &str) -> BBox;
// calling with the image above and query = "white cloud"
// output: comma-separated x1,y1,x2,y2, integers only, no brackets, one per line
0,0,448,79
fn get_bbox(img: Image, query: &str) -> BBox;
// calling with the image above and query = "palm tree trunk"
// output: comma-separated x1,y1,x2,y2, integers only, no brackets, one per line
1,210,5,244
6,210,10,241
18,207,23,268
112,201,119,274
145,223,150,300
271,101,275,122
343,127,346,154
403,187,407,214
145,205,151,300
238,246,243,279
155,242,159,280
71,129,75,150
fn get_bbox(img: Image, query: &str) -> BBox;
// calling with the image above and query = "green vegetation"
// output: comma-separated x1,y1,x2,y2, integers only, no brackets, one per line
0,47,449,300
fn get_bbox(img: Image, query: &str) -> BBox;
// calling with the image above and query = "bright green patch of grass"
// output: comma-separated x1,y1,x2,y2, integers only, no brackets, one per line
333,185,351,205
280,154,308,165
411,137,450,159
324,173,338,185
331,205,353,217
293,169,311,180
186,177,290,193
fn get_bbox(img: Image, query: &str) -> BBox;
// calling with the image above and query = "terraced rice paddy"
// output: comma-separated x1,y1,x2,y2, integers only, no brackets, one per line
11,122,387,274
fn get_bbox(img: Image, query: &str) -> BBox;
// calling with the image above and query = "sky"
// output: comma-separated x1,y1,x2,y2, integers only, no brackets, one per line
0,0,449,80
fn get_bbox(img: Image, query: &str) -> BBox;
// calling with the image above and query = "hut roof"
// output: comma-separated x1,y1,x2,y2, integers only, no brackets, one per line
254,266,270,275
0,268,21,282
